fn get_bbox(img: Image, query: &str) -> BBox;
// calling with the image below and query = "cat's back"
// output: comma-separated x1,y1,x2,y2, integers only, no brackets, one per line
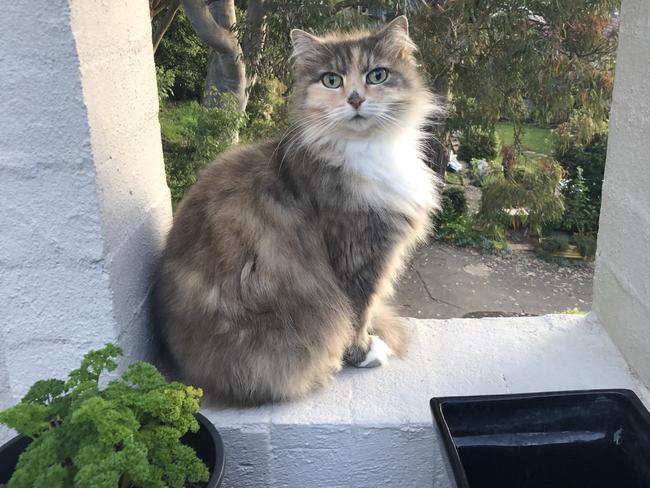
163,138,298,258
175,138,281,217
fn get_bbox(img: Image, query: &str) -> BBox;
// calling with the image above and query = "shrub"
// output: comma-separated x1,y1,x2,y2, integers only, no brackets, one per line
479,157,565,237
441,186,467,217
561,167,599,234
193,93,248,162
468,158,502,187
554,132,608,210
156,66,176,105
457,128,498,163
435,213,510,255
436,214,480,246
160,96,247,205
552,109,609,156
540,234,570,253
0,345,208,488
240,78,290,143
468,158,487,186
572,233,597,258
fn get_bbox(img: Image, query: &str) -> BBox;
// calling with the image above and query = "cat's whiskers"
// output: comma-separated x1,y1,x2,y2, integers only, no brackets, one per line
278,114,337,173
272,112,330,174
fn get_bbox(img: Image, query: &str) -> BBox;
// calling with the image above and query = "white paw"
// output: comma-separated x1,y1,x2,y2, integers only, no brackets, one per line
358,335,393,368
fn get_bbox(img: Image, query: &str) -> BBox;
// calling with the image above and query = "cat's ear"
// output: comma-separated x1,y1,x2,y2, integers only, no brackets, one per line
290,29,321,59
379,16,416,56
384,15,409,36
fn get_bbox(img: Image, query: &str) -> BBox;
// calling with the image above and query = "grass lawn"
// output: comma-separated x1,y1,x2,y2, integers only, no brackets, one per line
159,101,201,145
445,171,464,186
496,122,553,156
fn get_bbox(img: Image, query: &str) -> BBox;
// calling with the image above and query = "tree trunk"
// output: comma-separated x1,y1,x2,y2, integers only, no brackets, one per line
204,49,247,110
182,0,265,112
151,0,181,53
182,0,246,109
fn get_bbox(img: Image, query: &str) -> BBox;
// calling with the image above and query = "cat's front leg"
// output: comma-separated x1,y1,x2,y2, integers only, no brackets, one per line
344,318,394,368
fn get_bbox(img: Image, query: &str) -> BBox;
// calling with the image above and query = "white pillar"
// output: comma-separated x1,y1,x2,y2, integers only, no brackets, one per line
0,0,171,422
593,0,650,385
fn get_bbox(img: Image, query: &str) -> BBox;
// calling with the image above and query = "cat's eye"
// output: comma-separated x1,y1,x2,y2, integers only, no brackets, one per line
366,67,389,85
321,72,343,89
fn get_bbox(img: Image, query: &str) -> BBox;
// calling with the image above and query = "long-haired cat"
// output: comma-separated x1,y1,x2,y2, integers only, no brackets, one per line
153,16,440,405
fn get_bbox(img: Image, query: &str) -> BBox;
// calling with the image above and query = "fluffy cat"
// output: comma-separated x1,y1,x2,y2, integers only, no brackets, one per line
153,16,440,405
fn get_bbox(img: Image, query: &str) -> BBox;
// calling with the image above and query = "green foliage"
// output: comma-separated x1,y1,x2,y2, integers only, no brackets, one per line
457,128,498,163
444,172,464,186
540,234,570,253
193,93,248,162
495,123,553,157
555,133,608,209
436,212,509,255
552,108,610,154
561,307,587,315
240,79,291,143
247,1,387,90
436,214,477,243
572,233,597,258
152,0,617,212
154,11,208,101
479,158,566,237
0,345,208,488
468,158,502,187
561,167,599,234
155,66,176,105
410,1,618,151
441,186,467,217
160,96,247,205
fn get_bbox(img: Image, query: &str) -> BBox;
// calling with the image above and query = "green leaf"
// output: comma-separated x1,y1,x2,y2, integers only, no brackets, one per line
22,380,67,406
66,344,122,389
0,403,50,439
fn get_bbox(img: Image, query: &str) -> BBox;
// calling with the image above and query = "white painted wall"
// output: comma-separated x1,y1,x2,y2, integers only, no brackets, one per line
0,0,170,430
593,0,650,386
70,0,172,363
205,316,650,487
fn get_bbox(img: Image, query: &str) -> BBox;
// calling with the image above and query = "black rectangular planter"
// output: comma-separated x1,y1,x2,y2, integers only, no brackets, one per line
431,389,650,488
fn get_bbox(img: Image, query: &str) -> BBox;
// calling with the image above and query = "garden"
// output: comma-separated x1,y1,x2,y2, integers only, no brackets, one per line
153,0,615,265
438,123,605,263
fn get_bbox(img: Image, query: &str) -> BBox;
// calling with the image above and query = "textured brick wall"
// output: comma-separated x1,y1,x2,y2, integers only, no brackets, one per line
0,0,171,440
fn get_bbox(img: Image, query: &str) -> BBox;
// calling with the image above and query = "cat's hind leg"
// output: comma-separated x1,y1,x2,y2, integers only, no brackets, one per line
367,300,408,356
344,299,408,368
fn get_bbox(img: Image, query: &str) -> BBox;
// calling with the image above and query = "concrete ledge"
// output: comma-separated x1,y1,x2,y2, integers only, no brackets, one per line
203,314,650,487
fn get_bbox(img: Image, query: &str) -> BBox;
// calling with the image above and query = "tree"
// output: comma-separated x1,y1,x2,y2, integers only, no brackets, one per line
177,1,404,110
181,0,267,110
409,0,620,152
150,0,182,53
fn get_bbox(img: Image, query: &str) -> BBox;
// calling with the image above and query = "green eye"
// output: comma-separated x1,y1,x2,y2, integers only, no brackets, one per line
321,72,343,89
366,67,389,85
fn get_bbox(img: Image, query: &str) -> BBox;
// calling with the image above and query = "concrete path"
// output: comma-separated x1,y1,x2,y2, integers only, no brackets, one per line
396,241,594,319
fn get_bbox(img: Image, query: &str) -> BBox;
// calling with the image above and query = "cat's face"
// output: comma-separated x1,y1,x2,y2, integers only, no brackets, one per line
290,16,434,144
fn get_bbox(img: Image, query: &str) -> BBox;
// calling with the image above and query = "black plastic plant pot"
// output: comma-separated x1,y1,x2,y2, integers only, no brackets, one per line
183,412,226,488
431,389,650,488
0,412,225,488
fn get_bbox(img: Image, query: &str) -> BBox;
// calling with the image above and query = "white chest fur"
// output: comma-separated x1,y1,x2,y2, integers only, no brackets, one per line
333,129,439,218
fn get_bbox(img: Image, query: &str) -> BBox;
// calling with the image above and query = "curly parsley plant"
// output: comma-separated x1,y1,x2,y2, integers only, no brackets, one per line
0,344,209,488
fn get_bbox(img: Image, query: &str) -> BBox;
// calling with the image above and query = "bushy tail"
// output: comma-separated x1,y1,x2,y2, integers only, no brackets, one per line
368,301,409,357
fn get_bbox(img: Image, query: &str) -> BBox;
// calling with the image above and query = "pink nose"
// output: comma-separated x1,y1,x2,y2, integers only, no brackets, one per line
347,91,366,110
